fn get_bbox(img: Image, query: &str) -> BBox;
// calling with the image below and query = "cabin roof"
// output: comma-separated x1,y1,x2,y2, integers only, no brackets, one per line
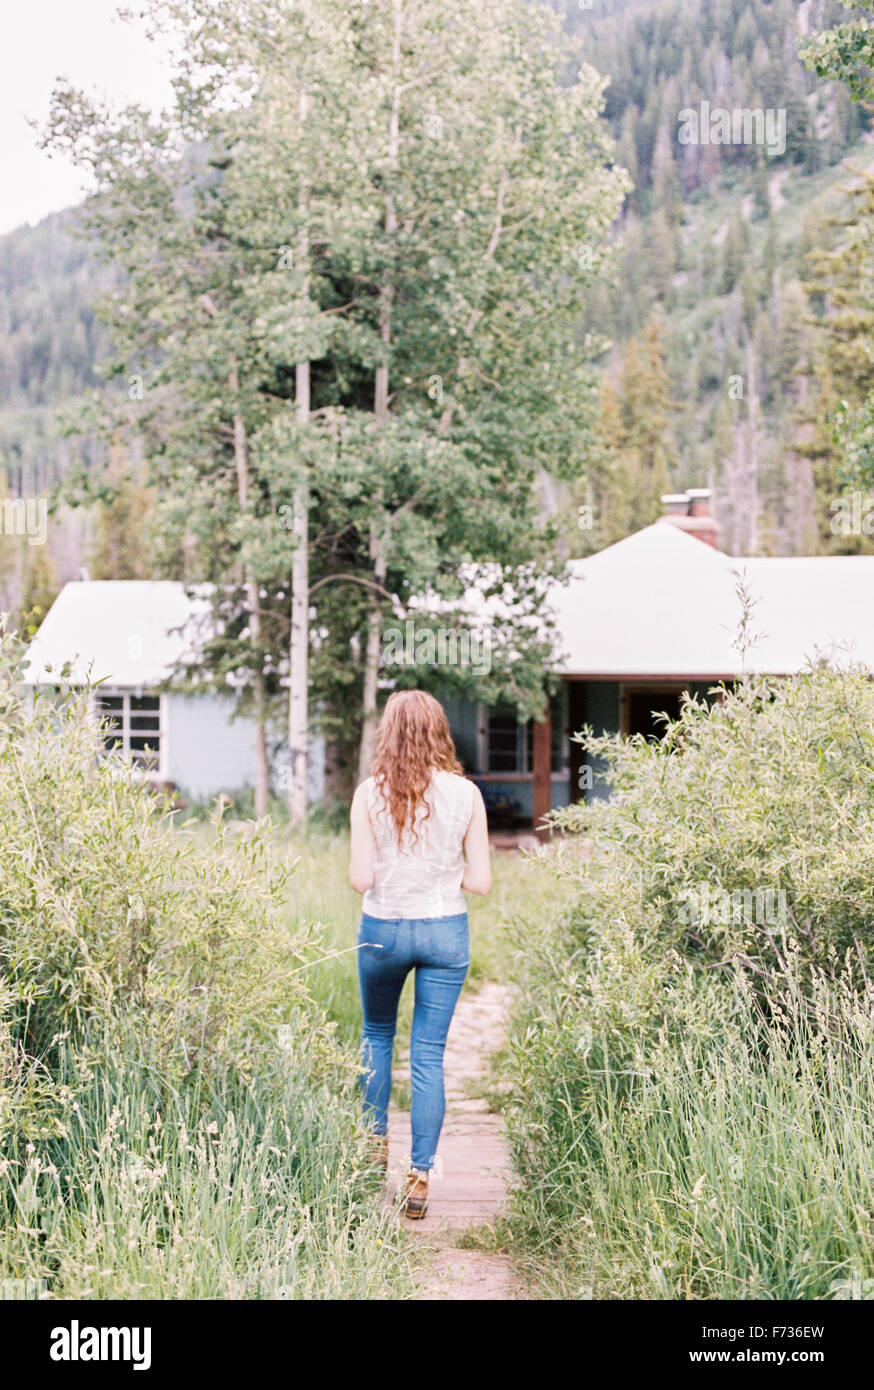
554,523,874,678
22,524,874,690
21,580,212,688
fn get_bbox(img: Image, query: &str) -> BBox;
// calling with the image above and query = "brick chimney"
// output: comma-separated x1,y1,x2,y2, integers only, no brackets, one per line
657,488,720,548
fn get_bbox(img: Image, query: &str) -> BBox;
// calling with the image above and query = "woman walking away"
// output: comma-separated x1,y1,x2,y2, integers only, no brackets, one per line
349,690,492,1220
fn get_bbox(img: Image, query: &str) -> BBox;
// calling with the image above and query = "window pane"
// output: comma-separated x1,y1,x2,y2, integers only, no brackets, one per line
96,695,124,711
130,715,160,731
130,695,160,713
130,739,159,772
94,693,161,770
95,695,123,753
487,707,521,772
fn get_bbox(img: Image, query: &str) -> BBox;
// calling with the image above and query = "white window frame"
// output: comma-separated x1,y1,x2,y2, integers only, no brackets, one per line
92,687,168,781
480,702,532,774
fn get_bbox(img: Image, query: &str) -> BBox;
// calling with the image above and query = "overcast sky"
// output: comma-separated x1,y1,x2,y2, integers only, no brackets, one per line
1,1,175,236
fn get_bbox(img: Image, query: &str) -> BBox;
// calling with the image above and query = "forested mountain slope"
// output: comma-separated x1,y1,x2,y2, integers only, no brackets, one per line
550,0,874,556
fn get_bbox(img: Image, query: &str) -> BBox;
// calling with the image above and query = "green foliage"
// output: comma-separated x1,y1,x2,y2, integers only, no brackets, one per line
0,627,413,1297
88,439,155,580
800,0,874,102
0,975,63,1148
503,665,874,1298
0,213,107,411
38,0,630,765
567,312,679,553
0,457,63,635
803,167,874,495
0,654,337,1082
555,0,874,556
4,0,874,573
2,0,872,582
557,668,874,990
506,961,874,1299
0,1037,411,1300
561,0,848,191
0,213,112,600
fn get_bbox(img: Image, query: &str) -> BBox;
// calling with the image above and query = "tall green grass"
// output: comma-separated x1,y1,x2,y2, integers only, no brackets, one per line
0,641,413,1299
503,669,874,1300
506,970,874,1300
0,1034,412,1300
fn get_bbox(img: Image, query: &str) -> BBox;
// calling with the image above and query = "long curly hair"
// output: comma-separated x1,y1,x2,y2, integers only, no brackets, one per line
370,690,464,844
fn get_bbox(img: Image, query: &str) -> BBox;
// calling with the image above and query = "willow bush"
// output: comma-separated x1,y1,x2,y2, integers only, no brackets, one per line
0,632,411,1298
504,666,874,1299
0,646,336,1080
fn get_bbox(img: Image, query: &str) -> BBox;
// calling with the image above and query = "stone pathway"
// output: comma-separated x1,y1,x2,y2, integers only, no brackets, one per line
386,981,525,1300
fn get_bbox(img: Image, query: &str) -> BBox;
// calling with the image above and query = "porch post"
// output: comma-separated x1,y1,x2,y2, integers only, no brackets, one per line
532,702,552,843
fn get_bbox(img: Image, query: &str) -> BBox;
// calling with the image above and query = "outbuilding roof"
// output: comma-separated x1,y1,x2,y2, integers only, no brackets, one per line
21,581,211,688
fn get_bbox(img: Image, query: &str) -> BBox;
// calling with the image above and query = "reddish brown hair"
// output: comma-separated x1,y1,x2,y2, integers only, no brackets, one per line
370,690,463,843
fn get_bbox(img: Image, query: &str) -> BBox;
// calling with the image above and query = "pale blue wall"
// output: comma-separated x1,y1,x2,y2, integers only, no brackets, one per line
166,693,325,802
166,693,261,799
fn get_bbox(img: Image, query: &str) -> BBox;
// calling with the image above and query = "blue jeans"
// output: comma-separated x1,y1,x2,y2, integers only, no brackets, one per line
357,912,469,1171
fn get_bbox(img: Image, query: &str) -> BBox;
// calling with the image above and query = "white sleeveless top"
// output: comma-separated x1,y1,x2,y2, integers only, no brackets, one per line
361,770,475,920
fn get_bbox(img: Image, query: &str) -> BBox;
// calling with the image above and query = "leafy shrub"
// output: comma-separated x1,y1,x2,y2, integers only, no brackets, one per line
0,631,411,1298
0,1034,411,1299
562,667,874,1007
506,963,874,1299
504,666,874,1299
0,634,339,1082
0,976,64,1147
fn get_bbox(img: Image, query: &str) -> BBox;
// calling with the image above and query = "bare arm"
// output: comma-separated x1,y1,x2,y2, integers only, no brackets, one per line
462,785,492,895
349,782,376,893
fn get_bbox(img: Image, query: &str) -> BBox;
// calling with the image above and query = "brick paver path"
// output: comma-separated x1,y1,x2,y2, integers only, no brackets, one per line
386,980,525,1299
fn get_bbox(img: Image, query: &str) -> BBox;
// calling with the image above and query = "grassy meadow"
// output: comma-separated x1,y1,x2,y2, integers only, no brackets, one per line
0,671,421,1301
0,661,561,1302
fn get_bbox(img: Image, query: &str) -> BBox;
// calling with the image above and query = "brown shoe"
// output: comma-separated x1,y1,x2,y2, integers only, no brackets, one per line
402,1169,429,1220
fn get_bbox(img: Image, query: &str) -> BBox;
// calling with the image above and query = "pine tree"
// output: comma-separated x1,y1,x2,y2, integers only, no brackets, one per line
620,312,676,504
89,437,154,580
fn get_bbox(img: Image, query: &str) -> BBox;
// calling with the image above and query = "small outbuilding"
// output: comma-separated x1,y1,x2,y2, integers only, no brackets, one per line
21,578,325,804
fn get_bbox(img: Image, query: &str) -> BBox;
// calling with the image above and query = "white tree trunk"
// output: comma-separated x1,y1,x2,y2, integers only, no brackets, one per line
746,335,759,555
358,0,402,782
288,364,310,825
358,537,387,782
288,87,310,826
230,359,270,817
